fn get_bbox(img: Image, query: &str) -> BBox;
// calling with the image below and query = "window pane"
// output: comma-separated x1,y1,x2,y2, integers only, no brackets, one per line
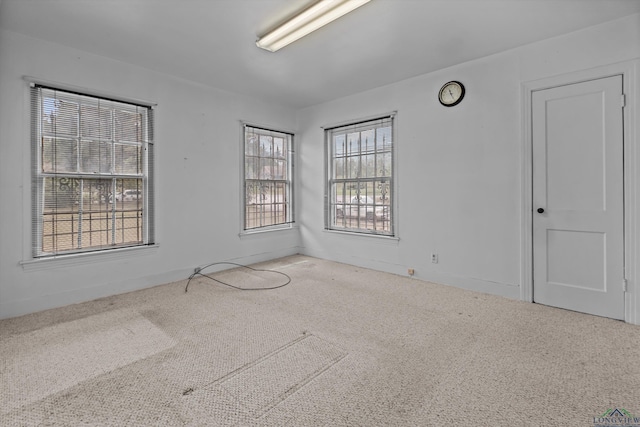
274,159,286,180
42,138,77,173
81,104,113,139
334,158,345,179
110,178,144,246
346,132,359,155
41,176,80,253
245,156,258,180
376,179,392,204
42,98,78,136
43,176,80,210
40,177,144,254
80,140,112,174
347,156,359,179
362,129,375,153
114,143,142,175
259,158,273,179
330,182,391,233
362,154,375,178
274,137,285,158
115,110,142,142
334,134,346,156
259,135,272,156
245,133,258,156
377,126,392,150
246,181,260,205
378,152,392,177
245,181,288,229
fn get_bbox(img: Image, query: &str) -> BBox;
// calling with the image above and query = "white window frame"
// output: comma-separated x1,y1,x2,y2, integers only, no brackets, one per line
325,114,395,236
241,123,295,233
30,83,155,258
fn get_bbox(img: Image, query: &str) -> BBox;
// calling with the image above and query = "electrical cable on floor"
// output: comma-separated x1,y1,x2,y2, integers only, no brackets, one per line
184,261,291,293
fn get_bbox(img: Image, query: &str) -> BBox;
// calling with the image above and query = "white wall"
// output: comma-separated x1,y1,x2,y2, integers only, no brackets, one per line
0,30,300,319
296,14,640,300
2,13,639,320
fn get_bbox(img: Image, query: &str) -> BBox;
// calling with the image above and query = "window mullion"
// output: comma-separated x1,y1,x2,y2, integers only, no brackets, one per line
76,99,81,174
77,178,83,249
111,178,116,245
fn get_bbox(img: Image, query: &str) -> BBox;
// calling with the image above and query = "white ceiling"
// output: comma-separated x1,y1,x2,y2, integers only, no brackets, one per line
1,0,640,108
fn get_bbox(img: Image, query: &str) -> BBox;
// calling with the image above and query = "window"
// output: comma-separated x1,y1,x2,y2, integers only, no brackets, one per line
326,115,394,235
243,125,294,231
31,85,154,257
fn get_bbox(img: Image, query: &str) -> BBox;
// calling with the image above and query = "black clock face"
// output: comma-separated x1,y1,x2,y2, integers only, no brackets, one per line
439,81,465,106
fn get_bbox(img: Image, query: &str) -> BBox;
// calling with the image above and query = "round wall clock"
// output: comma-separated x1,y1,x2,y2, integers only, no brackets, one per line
438,81,465,107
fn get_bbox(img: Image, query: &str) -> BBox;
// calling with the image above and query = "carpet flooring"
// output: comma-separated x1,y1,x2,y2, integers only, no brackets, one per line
1,255,639,426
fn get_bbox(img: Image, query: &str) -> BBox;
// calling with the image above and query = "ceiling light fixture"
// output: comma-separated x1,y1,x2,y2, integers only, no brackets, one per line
256,0,371,52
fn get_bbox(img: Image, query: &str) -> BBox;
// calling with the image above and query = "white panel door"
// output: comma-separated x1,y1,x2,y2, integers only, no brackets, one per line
532,75,624,320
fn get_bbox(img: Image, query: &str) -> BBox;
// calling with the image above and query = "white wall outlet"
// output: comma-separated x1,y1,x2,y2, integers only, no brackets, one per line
431,253,438,264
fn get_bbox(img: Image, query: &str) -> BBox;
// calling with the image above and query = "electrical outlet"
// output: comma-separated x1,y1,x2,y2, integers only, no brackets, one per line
431,253,438,264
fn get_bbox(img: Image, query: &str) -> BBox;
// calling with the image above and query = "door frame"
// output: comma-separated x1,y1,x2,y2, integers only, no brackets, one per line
520,61,639,324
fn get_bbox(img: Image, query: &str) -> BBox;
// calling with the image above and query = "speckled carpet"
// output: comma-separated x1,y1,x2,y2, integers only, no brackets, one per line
1,255,639,426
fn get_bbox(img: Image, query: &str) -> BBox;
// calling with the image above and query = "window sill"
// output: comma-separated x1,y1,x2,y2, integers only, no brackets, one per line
20,244,159,272
322,228,399,244
239,224,298,238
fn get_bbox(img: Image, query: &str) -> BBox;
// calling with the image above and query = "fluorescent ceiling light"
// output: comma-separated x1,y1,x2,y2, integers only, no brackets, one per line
256,0,371,52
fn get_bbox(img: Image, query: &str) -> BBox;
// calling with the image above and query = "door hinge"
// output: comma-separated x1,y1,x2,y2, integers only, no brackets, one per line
621,94,626,108
623,278,628,292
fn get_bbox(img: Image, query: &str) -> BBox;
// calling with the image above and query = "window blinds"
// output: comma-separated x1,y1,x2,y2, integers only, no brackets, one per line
31,85,154,256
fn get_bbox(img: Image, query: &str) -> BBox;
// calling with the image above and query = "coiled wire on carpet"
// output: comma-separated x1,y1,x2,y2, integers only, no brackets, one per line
184,261,291,293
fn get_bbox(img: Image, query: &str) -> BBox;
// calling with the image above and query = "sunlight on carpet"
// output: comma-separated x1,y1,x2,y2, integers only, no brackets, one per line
0,309,175,414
